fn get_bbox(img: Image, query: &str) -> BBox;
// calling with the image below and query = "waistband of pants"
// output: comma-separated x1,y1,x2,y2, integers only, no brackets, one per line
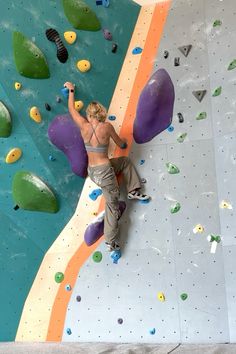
88,162,111,171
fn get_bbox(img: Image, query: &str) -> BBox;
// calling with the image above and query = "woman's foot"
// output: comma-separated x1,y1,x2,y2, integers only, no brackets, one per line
127,189,150,201
105,241,120,252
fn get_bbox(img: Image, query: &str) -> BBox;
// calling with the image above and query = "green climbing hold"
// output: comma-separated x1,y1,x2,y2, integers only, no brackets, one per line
12,171,59,213
13,31,50,79
55,272,64,283
212,86,222,97
166,163,180,174
170,202,181,214
92,251,102,263
228,59,236,71
181,293,188,301
196,112,207,120
0,101,12,137
213,20,222,27
177,133,187,143
62,0,101,31
209,234,221,243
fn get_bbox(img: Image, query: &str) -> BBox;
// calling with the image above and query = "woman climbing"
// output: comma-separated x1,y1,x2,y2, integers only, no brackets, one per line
64,82,149,254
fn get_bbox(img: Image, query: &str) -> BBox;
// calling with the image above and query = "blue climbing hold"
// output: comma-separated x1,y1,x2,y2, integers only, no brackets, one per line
149,328,156,335
108,115,116,121
140,199,150,204
89,188,102,201
49,155,56,161
111,250,121,264
61,87,69,98
167,125,174,132
132,47,143,55
140,159,145,165
65,284,72,291
66,328,72,335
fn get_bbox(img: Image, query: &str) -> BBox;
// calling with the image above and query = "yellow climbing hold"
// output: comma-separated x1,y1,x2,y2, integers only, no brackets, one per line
193,224,204,234
157,292,165,302
5,147,22,164
64,31,77,45
74,100,84,111
29,106,41,123
92,212,98,216
220,200,232,210
76,60,91,73
14,82,22,90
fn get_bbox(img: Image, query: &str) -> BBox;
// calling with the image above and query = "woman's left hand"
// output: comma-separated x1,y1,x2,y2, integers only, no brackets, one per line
64,82,75,91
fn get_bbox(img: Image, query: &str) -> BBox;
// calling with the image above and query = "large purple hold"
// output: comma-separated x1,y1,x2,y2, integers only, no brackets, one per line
133,68,175,143
84,201,126,246
48,113,88,178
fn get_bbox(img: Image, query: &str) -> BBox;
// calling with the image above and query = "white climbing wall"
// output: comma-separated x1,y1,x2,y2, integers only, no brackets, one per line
62,0,236,343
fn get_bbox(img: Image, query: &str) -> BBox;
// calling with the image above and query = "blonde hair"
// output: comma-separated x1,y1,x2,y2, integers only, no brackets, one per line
86,101,107,122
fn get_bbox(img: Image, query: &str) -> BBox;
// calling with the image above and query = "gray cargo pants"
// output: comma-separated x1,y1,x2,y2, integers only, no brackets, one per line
87,157,141,245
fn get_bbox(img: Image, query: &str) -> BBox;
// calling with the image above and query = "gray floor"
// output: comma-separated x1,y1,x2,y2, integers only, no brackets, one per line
0,343,236,354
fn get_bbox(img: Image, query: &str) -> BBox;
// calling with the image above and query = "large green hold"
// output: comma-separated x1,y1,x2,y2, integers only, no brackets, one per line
13,31,50,79
0,101,12,137
12,171,59,213
62,0,101,31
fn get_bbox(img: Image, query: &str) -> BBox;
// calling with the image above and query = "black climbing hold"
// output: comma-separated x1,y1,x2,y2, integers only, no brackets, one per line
96,0,102,4
112,43,118,53
14,205,19,211
46,28,68,63
164,50,169,59
45,103,51,111
178,45,192,57
177,113,184,123
174,57,180,66
192,90,207,102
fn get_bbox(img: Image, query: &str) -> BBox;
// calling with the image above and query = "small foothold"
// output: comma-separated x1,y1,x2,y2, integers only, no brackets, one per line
14,205,20,211
55,272,64,283
108,115,116,121
181,293,188,301
220,200,232,209
92,212,98,216
45,103,51,111
96,0,103,4
149,328,156,335
65,284,72,291
140,159,145,165
196,112,207,120
177,112,184,123
93,251,103,263
167,125,174,132
66,328,72,335
76,295,81,302
213,19,222,27
102,0,109,7
132,47,143,55
74,100,84,111
29,106,41,123
89,188,102,201
140,199,150,205
112,43,118,53
117,318,123,324
64,31,77,44
111,249,121,264
102,29,112,40
141,178,147,184
5,147,22,164
166,162,180,174
46,28,68,63
212,86,222,97
170,202,181,214
208,234,221,243
228,59,236,71
49,155,56,161
178,44,192,57
56,96,61,103
14,82,22,90
61,87,69,98
192,90,207,102
164,50,169,59
174,57,180,66
193,224,204,234
177,133,187,143
157,292,165,302
76,59,91,73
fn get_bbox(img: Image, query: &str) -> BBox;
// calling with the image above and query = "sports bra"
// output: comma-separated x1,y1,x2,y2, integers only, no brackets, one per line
84,123,109,153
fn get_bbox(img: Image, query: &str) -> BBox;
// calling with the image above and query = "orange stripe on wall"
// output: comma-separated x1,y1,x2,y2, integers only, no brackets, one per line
46,1,171,341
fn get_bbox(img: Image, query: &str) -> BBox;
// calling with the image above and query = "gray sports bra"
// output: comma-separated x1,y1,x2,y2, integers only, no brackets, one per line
84,123,109,153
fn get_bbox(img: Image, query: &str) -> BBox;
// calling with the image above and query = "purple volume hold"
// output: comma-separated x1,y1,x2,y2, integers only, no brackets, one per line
84,201,126,246
133,68,175,143
48,113,88,178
